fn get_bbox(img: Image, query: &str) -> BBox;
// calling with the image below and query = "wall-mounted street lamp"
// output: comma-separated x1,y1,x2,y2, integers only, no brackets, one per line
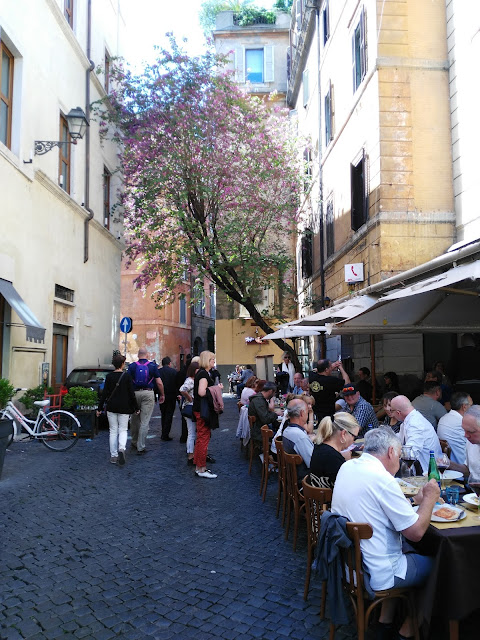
31,107,89,156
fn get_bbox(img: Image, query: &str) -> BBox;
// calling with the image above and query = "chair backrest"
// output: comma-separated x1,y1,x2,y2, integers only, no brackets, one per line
341,522,373,601
284,450,303,504
302,476,332,547
44,389,62,409
276,438,286,484
237,401,243,413
261,424,273,457
439,438,452,458
248,415,256,428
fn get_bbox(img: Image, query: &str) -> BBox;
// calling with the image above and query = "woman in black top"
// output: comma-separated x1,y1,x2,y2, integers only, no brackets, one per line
310,412,360,488
381,391,402,433
97,354,138,466
193,350,220,479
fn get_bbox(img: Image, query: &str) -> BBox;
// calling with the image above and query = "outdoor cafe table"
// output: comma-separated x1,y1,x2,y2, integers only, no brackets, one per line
412,505,480,640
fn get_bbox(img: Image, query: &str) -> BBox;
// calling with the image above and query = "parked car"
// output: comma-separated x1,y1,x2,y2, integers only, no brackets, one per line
62,364,114,398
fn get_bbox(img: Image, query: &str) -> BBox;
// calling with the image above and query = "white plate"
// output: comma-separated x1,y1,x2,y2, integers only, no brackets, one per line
413,504,466,522
396,478,418,494
463,492,479,506
422,470,464,481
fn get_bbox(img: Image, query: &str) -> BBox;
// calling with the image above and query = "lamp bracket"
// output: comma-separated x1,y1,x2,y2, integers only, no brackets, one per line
34,140,78,155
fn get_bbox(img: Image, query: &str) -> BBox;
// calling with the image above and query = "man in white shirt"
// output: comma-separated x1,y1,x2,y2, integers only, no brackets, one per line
332,428,439,638
437,391,472,464
282,398,315,483
390,395,442,473
450,405,480,481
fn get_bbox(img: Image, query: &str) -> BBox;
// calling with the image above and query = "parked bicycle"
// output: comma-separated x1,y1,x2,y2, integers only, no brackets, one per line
1,388,80,451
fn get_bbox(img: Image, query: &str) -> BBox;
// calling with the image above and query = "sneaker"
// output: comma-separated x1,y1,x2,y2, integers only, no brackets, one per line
206,454,216,464
137,449,147,455
195,469,217,479
187,458,194,465
161,436,173,441
118,450,126,466
110,456,118,464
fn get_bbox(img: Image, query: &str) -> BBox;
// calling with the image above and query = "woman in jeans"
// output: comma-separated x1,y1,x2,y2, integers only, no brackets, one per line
193,350,222,479
179,362,199,465
97,354,139,465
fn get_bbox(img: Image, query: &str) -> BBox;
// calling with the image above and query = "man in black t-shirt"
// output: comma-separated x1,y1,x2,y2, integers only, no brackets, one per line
309,359,350,422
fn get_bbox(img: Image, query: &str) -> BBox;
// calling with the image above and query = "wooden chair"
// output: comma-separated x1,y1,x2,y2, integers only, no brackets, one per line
301,477,332,603
237,401,243,413
329,522,420,640
283,451,305,551
439,438,452,459
275,438,287,525
260,425,278,502
44,389,62,409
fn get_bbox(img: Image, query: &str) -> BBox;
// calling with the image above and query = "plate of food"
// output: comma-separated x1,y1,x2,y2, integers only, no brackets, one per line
422,470,464,481
413,504,466,522
463,492,479,506
396,478,419,496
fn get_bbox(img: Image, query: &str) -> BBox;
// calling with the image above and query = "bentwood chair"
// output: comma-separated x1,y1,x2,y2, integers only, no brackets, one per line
301,477,332,603
439,438,452,459
329,522,420,640
275,438,287,525
283,451,305,551
260,425,278,502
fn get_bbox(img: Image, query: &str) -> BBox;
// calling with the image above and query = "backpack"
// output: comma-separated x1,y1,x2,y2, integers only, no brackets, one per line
133,361,152,387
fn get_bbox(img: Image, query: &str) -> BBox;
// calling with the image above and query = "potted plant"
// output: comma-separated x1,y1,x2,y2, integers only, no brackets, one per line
63,386,99,437
0,378,16,479
0,378,15,410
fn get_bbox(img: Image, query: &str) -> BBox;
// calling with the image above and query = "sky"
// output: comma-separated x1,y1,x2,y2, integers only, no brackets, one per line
121,0,271,71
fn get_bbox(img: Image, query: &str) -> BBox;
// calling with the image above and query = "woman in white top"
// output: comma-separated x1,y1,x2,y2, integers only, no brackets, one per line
278,352,295,392
179,362,199,464
240,376,257,405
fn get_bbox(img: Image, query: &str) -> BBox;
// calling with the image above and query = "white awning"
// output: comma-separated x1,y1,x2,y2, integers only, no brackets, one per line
286,295,379,327
0,278,46,343
262,326,325,340
331,261,480,334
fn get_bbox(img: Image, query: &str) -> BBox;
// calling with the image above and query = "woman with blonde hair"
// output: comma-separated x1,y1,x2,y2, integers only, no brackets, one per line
193,351,221,479
309,412,360,488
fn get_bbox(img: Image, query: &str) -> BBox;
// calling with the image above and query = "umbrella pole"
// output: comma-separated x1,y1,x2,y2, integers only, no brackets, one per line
370,334,376,404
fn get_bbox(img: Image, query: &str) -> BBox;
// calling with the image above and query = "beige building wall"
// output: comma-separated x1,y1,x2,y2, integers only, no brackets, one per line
0,0,125,388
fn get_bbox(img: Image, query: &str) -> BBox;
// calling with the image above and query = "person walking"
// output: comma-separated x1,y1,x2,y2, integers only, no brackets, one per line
97,354,139,465
176,354,192,444
128,347,165,455
193,351,222,479
158,356,178,441
179,362,200,465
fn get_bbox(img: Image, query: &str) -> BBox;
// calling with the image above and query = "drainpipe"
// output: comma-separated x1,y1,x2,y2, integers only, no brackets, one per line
315,1,326,356
84,0,95,262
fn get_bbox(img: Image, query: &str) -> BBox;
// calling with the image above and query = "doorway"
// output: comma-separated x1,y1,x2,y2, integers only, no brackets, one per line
52,324,68,391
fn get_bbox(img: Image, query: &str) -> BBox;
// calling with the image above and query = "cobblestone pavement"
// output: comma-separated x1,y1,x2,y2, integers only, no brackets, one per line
0,396,361,640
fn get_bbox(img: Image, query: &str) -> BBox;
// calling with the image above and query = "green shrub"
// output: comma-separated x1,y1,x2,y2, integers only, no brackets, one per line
63,386,98,410
22,385,55,416
235,7,276,26
0,378,16,409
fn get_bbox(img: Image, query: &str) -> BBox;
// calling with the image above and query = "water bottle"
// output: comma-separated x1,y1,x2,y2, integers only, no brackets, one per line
427,450,441,487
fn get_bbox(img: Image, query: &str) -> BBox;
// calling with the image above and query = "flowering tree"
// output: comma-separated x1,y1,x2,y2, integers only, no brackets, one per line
98,39,303,364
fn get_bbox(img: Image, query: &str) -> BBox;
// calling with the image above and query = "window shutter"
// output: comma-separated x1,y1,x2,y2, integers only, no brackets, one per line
264,45,274,82
235,47,245,83
351,31,356,92
303,69,309,107
360,8,367,80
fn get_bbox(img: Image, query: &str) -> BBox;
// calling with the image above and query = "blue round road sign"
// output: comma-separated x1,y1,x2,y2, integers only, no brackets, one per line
120,317,133,333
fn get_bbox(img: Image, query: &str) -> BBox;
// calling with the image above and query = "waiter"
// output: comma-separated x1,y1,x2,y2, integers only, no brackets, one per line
309,359,350,422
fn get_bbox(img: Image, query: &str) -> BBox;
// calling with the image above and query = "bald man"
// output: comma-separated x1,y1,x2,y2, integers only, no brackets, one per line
390,395,442,473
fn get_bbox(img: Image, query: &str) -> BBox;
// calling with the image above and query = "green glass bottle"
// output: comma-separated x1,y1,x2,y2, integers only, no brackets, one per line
427,450,441,487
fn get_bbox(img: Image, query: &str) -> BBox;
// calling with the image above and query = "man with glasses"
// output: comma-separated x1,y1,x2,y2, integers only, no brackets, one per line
342,384,379,436
283,398,315,483
390,395,442,473
437,391,472,464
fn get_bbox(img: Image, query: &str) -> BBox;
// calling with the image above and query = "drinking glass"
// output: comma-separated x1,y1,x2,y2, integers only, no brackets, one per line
436,453,450,491
400,446,416,478
467,474,480,520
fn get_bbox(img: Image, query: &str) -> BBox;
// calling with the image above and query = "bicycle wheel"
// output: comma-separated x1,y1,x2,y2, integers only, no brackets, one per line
0,411,16,448
38,410,80,451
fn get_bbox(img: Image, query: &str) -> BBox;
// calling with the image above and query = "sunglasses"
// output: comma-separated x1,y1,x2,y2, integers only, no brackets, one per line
343,428,359,440
342,386,355,393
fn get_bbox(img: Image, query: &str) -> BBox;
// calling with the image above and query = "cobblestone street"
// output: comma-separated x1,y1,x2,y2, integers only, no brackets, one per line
0,396,358,640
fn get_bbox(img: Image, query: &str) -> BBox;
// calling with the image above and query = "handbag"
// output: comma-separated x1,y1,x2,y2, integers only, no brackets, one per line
181,403,193,419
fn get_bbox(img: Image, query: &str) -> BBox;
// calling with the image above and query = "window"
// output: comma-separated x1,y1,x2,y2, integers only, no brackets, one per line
322,0,330,46
209,285,216,318
104,50,110,92
59,115,71,193
64,0,74,28
325,81,333,146
55,284,74,303
352,8,367,93
239,287,274,317
246,49,264,83
179,297,187,324
103,167,111,228
303,148,312,193
193,285,205,316
351,151,367,231
325,199,334,257
302,69,310,107
0,41,14,149
301,229,313,279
